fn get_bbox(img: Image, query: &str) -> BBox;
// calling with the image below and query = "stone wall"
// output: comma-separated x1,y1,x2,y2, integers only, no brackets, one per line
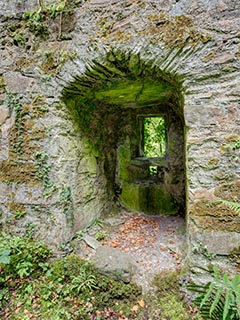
0,0,239,259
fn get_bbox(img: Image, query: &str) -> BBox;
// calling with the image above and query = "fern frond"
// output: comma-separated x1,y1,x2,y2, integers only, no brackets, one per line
218,199,240,214
188,267,240,320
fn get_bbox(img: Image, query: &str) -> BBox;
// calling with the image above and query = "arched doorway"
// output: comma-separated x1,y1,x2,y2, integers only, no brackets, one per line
62,50,185,217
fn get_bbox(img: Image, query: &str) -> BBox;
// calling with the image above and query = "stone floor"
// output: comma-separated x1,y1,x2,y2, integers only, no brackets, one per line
75,211,187,293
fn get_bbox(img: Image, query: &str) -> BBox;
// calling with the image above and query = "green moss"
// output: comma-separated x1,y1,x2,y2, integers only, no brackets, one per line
0,75,5,94
157,293,191,320
189,199,240,232
142,271,191,320
62,50,180,152
8,201,26,213
121,182,178,215
14,56,35,71
208,157,219,169
95,78,173,106
0,161,38,185
214,181,240,201
13,31,27,45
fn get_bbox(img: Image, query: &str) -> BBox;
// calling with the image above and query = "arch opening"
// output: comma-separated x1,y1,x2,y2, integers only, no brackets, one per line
62,51,185,217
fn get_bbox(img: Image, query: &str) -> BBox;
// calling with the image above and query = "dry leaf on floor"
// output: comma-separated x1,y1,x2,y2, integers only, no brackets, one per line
138,299,145,307
131,305,139,312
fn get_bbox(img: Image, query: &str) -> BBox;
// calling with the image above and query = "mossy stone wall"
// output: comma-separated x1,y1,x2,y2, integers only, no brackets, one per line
0,0,239,263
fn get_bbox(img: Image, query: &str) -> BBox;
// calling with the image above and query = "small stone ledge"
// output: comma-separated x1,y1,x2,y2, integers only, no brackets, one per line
130,157,167,167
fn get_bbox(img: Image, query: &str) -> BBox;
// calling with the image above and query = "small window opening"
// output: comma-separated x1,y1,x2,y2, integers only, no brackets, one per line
149,165,158,176
143,116,167,157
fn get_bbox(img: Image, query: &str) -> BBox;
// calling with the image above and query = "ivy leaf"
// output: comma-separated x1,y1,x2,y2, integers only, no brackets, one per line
0,249,11,264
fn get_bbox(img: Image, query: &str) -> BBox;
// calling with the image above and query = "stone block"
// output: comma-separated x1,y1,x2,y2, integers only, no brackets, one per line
3,72,39,94
92,246,137,283
0,106,9,125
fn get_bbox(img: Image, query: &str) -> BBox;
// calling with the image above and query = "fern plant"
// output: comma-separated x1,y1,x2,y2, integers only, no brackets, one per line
188,266,240,320
218,200,240,214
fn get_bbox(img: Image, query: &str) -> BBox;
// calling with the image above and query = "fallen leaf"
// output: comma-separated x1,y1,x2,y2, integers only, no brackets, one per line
138,299,145,307
131,305,139,312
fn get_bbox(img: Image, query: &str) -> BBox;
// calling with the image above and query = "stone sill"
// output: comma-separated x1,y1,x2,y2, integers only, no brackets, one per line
130,157,167,167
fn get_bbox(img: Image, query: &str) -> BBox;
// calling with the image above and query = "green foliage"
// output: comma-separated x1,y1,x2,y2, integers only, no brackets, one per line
144,271,193,320
41,49,77,74
0,247,142,319
144,116,166,157
60,185,74,223
0,249,11,264
217,200,240,214
35,151,56,195
188,266,240,320
0,233,51,280
70,272,97,293
95,230,108,241
47,1,66,18
6,92,26,155
157,293,192,320
0,235,196,319
76,218,105,241
13,210,26,219
192,240,216,260
24,9,47,36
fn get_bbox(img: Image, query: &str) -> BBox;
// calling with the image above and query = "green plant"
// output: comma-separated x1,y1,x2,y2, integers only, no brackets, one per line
13,210,26,219
0,233,51,279
0,249,11,264
188,266,240,320
192,240,216,260
6,92,26,155
76,218,105,241
143,116,166,157
217,200,240,214
25,9,47,36
71,272,97,293
60,185,74,223
95,230,107,241
35,151,56,195
48,0,66,18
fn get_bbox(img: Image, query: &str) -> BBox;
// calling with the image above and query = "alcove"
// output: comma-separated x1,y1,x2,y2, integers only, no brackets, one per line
62,51,185,218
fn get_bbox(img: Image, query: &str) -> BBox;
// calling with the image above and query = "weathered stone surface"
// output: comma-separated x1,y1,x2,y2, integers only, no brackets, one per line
83,234,102,250
3,72,39,94
0,0,238,269
0,106,9,125
191,232,240,255
104,217,124,227
92,246,137,283
0,0,38,17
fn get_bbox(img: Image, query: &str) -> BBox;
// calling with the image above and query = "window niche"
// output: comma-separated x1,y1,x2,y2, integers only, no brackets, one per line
134,114,168,179
138,115,167,159
118,107,184,215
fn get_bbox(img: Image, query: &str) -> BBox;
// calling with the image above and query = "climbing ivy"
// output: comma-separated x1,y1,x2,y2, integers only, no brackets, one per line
6,92,26,156
35,151,56,196
60,185,74,224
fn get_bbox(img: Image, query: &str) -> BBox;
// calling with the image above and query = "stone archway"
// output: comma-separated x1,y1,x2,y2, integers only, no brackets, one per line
62,50,185,218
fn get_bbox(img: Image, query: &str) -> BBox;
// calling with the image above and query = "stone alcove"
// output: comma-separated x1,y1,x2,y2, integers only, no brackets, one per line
62,51,185,217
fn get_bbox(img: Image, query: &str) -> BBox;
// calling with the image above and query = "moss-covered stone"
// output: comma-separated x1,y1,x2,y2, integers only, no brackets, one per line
8,201,26,213
0,161,38,185
95,78,173,107
189,200,240,232
0,75,5,94
121,182,178,215
214,180,240,202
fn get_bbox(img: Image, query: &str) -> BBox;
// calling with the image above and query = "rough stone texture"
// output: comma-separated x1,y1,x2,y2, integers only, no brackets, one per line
0,0,239,267
92,246,137,283
83,234,102,250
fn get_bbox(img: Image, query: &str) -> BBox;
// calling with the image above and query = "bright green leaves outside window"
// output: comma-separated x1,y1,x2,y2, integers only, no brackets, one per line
143,116,167,158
